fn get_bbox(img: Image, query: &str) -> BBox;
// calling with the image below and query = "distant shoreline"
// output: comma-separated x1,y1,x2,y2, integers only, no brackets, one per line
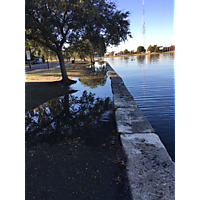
101,50,175,59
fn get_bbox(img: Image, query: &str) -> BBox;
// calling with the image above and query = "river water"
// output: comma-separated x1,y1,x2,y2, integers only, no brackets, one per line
104,53,175,161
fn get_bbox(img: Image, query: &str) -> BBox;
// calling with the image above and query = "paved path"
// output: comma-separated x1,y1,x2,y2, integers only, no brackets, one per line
25,61,60,71
25,62,71,74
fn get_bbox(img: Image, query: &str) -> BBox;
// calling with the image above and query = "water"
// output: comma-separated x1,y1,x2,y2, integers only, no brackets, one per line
25,62,132,200
70,62,113,99
104,53,175,161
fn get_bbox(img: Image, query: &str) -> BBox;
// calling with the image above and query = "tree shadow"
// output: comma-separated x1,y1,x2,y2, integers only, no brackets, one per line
25,81,77,112
25,63,104,112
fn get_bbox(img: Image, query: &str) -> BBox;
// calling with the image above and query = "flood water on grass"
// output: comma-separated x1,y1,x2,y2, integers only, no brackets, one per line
25,62,131,200
104,53,175,161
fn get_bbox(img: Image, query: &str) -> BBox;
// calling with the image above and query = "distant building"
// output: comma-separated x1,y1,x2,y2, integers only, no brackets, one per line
144,45,174,53
146,50,151,53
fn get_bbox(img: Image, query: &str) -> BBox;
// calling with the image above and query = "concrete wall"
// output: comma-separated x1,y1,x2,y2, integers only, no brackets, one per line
106,62,175,200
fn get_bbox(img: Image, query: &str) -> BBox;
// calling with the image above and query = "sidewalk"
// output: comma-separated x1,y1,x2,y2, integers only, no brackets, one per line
25,61,60,72
25,62,71,74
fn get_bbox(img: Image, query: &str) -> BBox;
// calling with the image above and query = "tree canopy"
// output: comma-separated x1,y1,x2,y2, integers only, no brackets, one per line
123,49,129,54
147,45,154,52
25,0,132,82
137,46,145,53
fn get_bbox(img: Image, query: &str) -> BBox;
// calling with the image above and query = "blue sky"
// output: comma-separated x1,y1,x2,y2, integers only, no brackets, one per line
107,0,175,52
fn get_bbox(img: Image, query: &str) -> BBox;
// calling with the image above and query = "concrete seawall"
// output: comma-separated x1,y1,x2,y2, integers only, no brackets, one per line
105,62,175,200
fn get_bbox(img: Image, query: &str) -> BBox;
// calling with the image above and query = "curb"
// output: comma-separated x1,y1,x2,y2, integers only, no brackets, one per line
105,62,175,200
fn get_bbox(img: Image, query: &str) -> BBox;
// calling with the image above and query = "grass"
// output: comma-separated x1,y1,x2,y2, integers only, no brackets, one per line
25,61,92,82
25,68,62,83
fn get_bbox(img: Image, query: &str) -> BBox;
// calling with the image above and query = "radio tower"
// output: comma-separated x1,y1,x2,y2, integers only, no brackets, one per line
142,0,146,48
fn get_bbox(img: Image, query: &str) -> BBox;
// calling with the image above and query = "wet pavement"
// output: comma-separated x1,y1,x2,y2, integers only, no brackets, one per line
25,62,132,200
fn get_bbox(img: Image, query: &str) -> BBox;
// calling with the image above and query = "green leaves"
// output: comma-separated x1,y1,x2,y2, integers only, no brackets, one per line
137,46,145,53
26,0,131,50
26,0,132,81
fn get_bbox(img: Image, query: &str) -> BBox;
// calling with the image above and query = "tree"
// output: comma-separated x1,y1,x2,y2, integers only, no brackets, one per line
68,45,79,62
154,47,160,52
83,35,106,60
64,40,90,62
25,0,83,83
147,45,154,53
137,46,145,53
63,47,71,61
25,0,131,83
170,45,175,51
71,39,94,62
123,49,129,54
110,51,115,56
81,39,95,62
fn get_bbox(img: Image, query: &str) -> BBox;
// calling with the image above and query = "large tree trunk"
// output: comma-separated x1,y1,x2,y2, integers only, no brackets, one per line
90,53,93,63
57,48,68,81
57,48,72,84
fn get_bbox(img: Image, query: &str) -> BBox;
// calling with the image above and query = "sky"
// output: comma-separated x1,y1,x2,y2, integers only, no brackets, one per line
107,0,175,52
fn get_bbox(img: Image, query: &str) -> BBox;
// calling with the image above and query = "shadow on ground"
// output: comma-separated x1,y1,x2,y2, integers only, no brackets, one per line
25,81,76,112
25,91,132,200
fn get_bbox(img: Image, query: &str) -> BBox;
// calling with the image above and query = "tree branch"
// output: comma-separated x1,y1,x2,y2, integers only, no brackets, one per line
26,33,57,52
60,27,69,47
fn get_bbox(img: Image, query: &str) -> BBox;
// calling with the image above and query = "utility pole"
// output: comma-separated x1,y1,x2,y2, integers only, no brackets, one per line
142,0,146,50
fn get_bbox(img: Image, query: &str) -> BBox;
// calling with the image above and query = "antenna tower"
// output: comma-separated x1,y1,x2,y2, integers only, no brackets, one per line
142,0,146,48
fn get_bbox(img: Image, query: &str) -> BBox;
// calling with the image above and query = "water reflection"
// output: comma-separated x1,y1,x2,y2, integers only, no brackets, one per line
25,91,114,148
136,54,172,64
146,54,159,63
25,90,132,199
141,66,146,100
79,64,107,88
123,56,130,63
169,53,175,60
137,55,145,64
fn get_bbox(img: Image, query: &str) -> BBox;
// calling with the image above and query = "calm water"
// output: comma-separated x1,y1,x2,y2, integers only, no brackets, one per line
70,63,113,99
104,53,175,161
